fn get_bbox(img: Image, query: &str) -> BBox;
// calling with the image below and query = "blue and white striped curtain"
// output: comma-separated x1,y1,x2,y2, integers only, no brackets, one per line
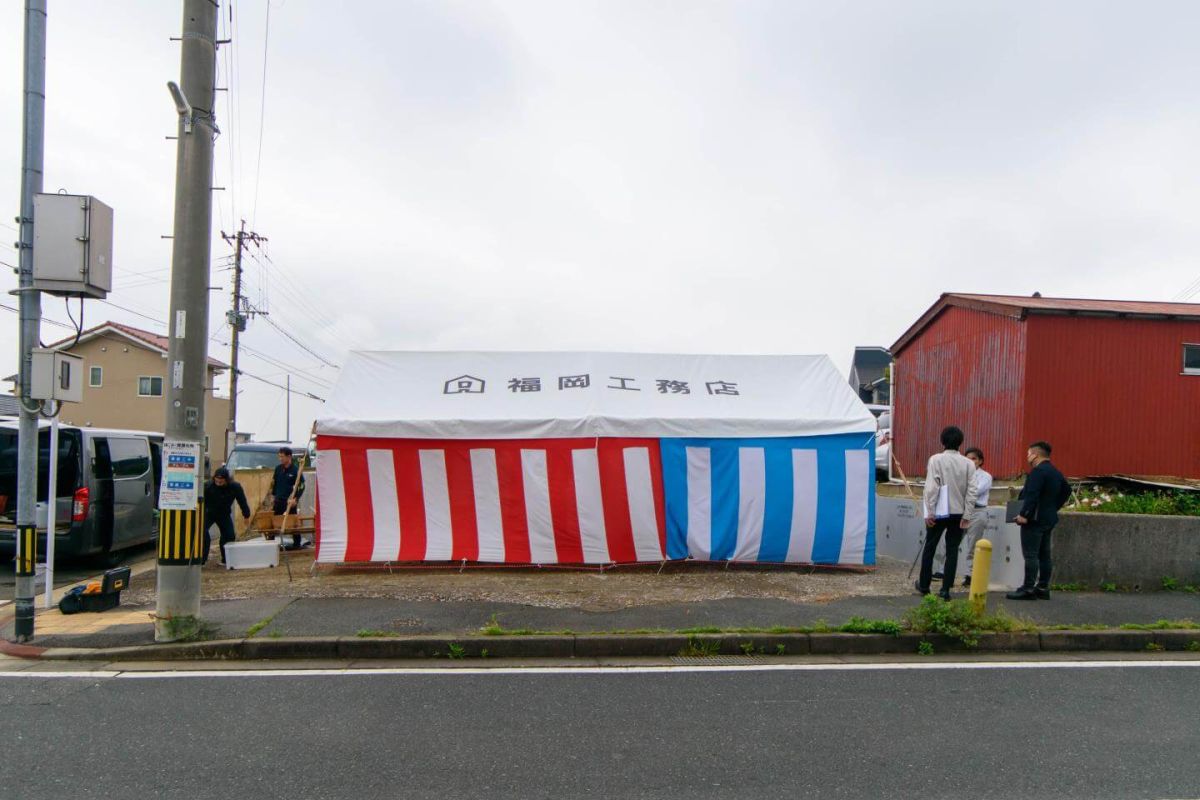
659,433,875,565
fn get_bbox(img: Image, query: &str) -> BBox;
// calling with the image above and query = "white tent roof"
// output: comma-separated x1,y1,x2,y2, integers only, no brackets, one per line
318,351,876,439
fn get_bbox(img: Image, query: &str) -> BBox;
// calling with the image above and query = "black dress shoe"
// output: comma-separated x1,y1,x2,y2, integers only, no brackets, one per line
932,572,944,580
962,575,971,588
1006,589,1037,600
914,580,931,596
937,591,952,601
1034,587,1051,600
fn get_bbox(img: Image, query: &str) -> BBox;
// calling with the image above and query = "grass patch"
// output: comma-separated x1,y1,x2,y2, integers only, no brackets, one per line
917,641,934,656
1144,642,1166,652
479,615,574,636
246,609,282,639
1117,619,1198,631
1050,582,1088,592
678,636,721,657
1186,641,1200,652
838,616,903,636
677,626,723,635
446,642,466,660
1043,623,1112,631
1100,582,1118,592
355,629,396,638
181,619,221,643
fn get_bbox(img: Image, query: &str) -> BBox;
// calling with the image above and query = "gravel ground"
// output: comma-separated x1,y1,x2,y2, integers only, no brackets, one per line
123,553,915,611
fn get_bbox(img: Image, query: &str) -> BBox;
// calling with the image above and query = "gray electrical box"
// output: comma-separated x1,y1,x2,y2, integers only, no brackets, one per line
32,193,113,299
30,349,83,404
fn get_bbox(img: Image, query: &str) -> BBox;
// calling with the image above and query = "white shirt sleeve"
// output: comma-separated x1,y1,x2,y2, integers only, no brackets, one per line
974,470,993,507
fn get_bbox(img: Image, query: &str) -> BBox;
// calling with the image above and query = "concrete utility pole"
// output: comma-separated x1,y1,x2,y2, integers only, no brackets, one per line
220,220,265,456
11,0,48,643
156,0,219,643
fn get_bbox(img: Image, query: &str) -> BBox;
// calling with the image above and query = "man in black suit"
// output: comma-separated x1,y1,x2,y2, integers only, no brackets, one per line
1007,441,1071,600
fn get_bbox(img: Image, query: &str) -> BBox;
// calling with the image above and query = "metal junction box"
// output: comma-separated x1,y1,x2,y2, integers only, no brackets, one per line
30,348,83,403
32,193,113,299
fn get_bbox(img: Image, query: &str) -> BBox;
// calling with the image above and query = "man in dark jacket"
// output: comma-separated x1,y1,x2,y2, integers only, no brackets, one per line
1007,441,1071,600
268,447,306,550
203,467,251,565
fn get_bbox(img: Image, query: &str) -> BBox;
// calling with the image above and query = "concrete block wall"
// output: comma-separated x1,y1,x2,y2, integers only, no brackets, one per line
1053,512,1200,588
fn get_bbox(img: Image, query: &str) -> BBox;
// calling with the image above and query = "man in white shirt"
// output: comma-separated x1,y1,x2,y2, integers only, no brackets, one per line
960,447,992,588
918,426,979,599
932,446,993,586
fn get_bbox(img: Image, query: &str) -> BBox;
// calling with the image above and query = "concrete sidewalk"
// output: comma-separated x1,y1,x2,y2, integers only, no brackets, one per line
4,589,1197,652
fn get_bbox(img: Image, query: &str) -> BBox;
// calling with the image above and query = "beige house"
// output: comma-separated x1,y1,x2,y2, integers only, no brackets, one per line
45,321,232,464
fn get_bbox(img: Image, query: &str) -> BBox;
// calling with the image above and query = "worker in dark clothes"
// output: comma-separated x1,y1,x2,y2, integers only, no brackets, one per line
203,467,251,565
1007,441,1072,600
267,446,306,550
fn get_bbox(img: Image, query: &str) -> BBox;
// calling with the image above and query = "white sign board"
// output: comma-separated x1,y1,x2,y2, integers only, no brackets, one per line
159,440,202,510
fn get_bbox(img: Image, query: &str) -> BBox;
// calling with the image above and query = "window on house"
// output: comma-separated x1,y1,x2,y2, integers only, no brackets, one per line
88,366,102,387
1185,345,1200,375
137,376,163,397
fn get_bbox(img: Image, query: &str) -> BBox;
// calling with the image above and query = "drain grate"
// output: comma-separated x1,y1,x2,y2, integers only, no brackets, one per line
670,655,769,666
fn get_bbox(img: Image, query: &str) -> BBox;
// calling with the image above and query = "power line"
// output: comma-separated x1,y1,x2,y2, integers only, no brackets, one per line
243,248,334,326
257,312,339,368
0,302,74,330
95,298,167,327
239,369,324,401
209,327,334,389
0,302,330,401
220,0,239,228
250,0,271,226
1174,274,1200,301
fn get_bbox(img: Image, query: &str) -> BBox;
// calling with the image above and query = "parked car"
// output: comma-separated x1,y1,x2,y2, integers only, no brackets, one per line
0,420,162,564
224,441,298,471
864,405,891,480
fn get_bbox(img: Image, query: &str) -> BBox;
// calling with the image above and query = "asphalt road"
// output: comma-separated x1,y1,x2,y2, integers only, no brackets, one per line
2,660,1198,799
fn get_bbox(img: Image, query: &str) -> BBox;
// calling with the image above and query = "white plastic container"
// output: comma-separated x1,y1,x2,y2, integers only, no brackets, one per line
223,537,280,570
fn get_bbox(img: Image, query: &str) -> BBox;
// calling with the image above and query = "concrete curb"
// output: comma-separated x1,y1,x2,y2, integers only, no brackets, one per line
7,629,1199,662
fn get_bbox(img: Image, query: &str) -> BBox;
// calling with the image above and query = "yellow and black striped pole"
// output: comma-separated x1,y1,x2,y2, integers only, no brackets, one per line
13,525,37,640
157,499,205,565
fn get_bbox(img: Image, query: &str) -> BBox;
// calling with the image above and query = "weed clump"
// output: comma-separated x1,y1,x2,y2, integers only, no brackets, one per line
903,595,1032,647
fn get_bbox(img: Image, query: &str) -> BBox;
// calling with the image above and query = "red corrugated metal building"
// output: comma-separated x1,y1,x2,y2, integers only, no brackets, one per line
890,294,1200,479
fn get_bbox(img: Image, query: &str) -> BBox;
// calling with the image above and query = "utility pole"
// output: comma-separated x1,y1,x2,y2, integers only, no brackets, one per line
220,221,265,458
11,0,48,643
285,374,290,442
156,0,219,643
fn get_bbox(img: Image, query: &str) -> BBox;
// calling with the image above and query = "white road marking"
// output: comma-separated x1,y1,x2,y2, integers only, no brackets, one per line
1,659,1199,680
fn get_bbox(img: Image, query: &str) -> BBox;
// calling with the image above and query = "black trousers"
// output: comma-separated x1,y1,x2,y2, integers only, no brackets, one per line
273,497,302,547
203,512,237,565
1020,523,1055,590
919,515,964,595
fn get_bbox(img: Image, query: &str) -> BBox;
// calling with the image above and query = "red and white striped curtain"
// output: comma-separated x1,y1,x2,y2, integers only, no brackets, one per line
316,436,666,564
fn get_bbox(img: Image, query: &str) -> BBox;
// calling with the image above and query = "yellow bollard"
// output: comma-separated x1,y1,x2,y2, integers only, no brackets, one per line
968,538,993,615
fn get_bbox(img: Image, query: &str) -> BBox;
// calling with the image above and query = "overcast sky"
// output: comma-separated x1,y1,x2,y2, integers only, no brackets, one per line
3,1,1199,444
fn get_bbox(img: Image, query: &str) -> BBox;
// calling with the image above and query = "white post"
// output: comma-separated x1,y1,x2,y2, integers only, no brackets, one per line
43,412,58,609
887,361,897,484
